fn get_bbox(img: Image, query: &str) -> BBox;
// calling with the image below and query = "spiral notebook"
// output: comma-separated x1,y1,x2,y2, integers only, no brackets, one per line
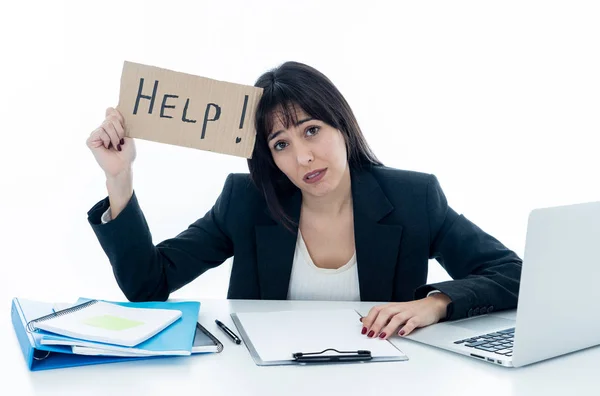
34,298,200,356
27,300,182,347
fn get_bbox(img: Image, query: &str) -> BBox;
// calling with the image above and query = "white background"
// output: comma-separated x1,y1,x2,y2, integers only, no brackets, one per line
1,0,599,319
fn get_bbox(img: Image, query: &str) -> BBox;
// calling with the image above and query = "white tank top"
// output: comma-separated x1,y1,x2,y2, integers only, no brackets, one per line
286,230,361,301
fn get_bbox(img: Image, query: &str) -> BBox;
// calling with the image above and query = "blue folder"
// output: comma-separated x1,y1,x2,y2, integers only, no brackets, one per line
11,297,200,371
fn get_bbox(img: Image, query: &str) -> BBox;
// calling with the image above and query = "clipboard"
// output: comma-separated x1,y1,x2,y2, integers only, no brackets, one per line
230,309,409,366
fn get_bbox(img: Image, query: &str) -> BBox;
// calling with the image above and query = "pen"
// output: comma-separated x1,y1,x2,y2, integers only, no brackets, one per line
215,319,242,345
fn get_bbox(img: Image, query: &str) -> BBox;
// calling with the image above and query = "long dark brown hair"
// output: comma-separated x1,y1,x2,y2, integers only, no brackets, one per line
248,61,382,231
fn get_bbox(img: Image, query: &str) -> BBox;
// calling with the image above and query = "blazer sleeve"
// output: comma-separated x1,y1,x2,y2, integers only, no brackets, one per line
87,174,235,302
414,175,523,321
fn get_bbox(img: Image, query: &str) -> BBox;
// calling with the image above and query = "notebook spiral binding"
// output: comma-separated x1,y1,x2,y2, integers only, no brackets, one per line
26,300,99,332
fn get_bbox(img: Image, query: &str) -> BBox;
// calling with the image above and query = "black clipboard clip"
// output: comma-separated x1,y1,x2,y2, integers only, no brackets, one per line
292,348,372,363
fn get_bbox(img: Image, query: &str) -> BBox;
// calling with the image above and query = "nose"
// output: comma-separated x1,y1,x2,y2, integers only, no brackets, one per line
295,143,313,166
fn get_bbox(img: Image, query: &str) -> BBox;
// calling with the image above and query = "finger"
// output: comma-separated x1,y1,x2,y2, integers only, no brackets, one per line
367,307,401,338
87,127,111,149
379,312,411,340
102,120,122,151
107,116,125,143
86,128,104,148
105,107,125,124
98,129,112,149
398,317,421,337
360,305,384,334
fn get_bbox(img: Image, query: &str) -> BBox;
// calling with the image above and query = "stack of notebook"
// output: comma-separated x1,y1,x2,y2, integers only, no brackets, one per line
11,297,222,371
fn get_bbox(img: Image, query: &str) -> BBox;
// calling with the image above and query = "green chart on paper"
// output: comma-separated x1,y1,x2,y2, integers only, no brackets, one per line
82,315,144,331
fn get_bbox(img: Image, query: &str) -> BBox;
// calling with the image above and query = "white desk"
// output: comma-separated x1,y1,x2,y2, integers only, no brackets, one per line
6,299,598,396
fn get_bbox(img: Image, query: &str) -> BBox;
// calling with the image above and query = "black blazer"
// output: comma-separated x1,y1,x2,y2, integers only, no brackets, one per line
88,165,522,321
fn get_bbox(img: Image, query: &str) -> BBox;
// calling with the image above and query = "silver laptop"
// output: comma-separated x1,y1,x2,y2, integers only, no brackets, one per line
404,200,600,367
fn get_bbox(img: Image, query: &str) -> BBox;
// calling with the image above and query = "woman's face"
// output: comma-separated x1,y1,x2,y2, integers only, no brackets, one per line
267,106,349,198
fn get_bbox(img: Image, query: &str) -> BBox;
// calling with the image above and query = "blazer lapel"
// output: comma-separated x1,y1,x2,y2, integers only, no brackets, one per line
255,190,301,300
255,167,403,302
351,168,403,302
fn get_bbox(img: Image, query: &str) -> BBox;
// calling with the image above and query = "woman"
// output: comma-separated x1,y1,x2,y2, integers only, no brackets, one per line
86,61,522,340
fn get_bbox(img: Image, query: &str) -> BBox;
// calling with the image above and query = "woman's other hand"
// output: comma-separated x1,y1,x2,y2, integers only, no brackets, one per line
360,293,452,339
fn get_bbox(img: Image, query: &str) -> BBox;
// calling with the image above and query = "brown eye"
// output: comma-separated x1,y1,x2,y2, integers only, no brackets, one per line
306,126,320,137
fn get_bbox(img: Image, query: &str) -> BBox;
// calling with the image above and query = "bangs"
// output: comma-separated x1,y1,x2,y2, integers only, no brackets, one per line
255,81,336,140
263,102,301,140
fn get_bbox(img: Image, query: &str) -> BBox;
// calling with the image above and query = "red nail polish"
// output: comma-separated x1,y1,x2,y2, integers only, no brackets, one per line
379,332,386,339
120,138,124,145
361,327,367,335
117,144,122,151
399,329,405,336
367,330,375,338
359,317,363,322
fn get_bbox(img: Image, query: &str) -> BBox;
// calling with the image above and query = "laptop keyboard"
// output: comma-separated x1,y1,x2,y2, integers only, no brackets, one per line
454,328,515,357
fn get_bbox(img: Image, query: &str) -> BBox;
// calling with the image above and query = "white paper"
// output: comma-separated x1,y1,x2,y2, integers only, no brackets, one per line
234,309,406,362
71,346,151,357
40,338,189,356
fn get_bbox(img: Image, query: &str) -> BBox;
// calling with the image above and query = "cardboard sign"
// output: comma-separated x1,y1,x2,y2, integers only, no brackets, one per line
117,61,263,158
